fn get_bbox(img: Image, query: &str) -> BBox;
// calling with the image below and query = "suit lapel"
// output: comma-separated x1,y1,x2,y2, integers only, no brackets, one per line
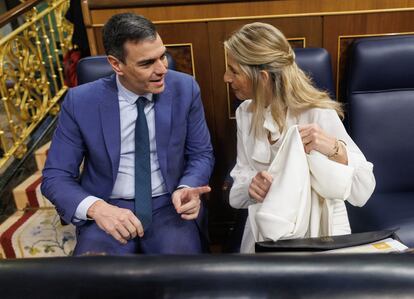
99,75,121,183
154,88,172,186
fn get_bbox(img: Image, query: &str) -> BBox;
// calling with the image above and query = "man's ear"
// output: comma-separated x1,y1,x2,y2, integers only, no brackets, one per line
107,55,123,75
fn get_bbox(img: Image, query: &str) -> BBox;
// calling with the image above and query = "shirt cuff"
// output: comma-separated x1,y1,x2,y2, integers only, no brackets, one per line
177,184,191,190
346,146,365,169
73,196,102,222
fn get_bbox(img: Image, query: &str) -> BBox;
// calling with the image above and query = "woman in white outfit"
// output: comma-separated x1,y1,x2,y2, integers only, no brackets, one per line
224,22,376,253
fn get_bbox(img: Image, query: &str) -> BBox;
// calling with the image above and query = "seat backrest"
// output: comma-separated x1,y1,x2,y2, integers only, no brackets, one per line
345,35,414,246
77,56,113,85
76,53,176,85
294,47,335,99
346,35,414,193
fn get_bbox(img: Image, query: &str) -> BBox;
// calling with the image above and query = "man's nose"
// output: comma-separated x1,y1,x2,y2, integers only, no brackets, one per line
155,59,167,74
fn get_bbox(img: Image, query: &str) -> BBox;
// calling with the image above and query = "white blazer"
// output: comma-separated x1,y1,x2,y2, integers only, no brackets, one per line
230,100,376,253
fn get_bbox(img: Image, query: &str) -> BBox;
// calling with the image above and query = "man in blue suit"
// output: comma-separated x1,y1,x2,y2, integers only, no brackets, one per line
41,13,214,255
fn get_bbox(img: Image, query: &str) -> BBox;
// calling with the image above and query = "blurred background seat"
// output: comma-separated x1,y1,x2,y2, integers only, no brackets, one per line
345,35,414,247
294,47,336,99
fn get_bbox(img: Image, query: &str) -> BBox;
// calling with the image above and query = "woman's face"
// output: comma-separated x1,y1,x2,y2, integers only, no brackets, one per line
224,53,253,100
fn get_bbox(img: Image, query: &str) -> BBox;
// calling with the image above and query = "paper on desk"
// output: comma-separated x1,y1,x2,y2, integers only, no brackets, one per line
324,238,408,253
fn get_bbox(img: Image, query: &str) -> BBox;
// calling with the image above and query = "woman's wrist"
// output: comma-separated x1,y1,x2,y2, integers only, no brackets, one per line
328,139,348,165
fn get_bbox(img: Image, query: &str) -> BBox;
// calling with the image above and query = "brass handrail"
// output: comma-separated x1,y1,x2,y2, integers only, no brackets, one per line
0,0,73,169
0,0,43,28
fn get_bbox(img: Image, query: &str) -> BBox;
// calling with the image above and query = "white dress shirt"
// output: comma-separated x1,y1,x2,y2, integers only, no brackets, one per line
74,76,167,220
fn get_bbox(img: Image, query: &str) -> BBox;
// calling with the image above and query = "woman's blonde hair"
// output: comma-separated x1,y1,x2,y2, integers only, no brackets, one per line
224,22,343,137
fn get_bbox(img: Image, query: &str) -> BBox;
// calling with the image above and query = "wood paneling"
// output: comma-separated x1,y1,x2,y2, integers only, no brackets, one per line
87,0,274,9
85,0,414,24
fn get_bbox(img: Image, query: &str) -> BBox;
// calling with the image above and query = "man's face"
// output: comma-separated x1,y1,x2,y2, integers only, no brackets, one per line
109,34,168,95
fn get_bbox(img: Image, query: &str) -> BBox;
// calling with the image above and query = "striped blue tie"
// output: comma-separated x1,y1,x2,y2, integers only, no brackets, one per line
134,96,152,230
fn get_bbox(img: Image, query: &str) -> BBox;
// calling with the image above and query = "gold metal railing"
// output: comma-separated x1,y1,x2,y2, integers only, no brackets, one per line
0,0,72,169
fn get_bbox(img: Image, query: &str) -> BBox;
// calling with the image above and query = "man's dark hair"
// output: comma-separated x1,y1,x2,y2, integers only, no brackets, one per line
102,13,157,63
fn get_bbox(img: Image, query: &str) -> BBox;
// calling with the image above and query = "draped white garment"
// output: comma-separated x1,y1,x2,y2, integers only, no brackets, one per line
230,100,376,253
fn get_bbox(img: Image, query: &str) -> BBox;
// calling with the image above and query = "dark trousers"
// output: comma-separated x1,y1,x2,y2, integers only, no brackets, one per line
73,194,202,255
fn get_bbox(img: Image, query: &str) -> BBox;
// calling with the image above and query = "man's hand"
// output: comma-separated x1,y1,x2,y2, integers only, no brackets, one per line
248,171,273,203
87,200,144,245
172,186,211,220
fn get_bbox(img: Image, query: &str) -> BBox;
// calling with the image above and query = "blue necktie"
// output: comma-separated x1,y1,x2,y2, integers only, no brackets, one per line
135,96,152,230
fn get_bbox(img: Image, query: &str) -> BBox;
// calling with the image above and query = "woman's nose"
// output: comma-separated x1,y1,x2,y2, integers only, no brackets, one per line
224,71,231,83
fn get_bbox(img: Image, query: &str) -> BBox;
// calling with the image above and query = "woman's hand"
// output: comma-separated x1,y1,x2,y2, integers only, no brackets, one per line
248,171,273,203
298,124,336,155
298,124,348,164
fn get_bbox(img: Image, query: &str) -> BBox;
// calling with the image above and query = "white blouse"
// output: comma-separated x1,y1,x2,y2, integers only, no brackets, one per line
230,100,376,253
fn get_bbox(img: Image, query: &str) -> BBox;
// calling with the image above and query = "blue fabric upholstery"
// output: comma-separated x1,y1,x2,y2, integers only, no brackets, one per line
345,35,414,247
294,47,335,98
224,47,336,252
76,53,176,85
77,56,113,85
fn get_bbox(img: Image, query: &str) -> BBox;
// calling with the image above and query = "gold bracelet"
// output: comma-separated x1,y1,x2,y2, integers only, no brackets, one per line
338,139,347,147
328,139,347,159
328,139,340,159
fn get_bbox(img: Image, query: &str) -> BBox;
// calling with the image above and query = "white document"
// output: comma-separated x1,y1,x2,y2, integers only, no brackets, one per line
324,238,408,254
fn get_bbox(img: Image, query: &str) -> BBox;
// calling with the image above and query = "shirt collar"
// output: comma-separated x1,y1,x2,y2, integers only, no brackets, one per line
251,106,288,164
116,75,152,104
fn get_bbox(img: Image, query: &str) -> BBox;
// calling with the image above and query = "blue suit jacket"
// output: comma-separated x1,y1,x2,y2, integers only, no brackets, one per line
41,70,214,225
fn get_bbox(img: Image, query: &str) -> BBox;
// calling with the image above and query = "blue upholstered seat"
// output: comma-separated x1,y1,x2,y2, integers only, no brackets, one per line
294,47,335,98
77,56,114,85
345,35,414,247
